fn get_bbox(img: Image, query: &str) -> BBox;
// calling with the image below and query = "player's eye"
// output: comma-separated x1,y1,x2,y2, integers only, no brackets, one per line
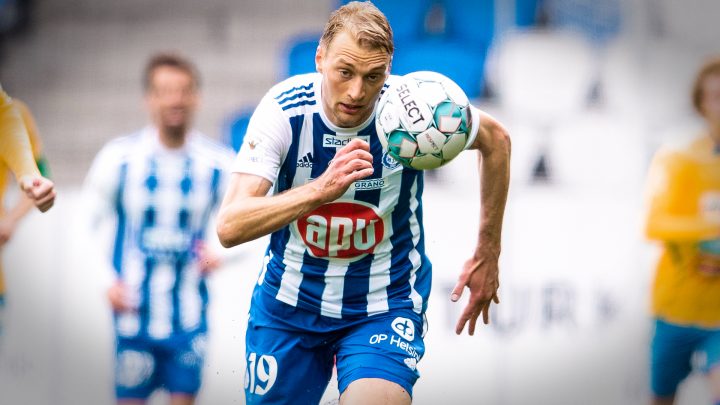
338,69,351,78
366,74,381,82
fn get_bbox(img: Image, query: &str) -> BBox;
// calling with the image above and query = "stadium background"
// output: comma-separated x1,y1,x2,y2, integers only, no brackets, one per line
0,0,718,403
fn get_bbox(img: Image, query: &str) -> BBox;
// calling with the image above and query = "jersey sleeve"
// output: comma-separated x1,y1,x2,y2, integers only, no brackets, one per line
231,94,292,185
464,105,481,149
81,142,126,288
644,147,720,241
12,99,43,159
0,86,41,180
83,142,124,230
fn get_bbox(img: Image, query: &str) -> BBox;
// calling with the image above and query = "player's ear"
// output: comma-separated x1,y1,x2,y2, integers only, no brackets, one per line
315,45,324,73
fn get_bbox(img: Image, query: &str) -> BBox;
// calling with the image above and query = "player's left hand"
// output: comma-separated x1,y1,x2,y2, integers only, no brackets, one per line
19,175,55,212
451,248,500,336
195,241,222,274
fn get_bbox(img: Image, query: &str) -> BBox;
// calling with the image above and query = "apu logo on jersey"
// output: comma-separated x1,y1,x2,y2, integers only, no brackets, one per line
323,134,370,148
296,201,384,259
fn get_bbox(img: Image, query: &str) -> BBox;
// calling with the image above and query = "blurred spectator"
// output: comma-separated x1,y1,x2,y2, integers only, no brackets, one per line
0,97,50,345
644,57,720,405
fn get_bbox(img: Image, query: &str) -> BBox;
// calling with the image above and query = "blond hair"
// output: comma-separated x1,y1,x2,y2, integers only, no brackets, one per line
319,1,394,56
692,56,720,116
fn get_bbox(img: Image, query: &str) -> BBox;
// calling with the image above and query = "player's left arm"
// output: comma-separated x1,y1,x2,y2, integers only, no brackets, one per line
0,90,55,212
0,99,53,245
451,108,511,336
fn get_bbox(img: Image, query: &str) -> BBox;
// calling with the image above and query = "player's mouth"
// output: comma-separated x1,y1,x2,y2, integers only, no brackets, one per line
339,103,363,115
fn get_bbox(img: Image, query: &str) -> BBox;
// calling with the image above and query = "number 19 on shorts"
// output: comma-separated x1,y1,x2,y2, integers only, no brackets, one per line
245,353,277,395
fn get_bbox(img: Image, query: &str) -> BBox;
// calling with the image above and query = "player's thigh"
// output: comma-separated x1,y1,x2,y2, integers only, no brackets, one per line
159,333,207,397
650,319,701,397
335,310,425,400
340,377,410,405
115,337,159,400
244,322,335,404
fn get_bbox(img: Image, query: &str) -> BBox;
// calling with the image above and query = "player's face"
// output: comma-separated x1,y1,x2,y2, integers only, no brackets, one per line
316,30,390,128
701,73,720,131
146,66,198,135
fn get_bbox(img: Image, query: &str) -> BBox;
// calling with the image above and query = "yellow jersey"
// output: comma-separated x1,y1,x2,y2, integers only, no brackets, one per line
645,135,720,327
0,98,43,215
0,86,41,184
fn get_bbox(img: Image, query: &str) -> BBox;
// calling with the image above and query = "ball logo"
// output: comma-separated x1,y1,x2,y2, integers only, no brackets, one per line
296,201,384,259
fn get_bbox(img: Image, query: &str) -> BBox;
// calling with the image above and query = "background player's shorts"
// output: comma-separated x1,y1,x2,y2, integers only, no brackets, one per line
115,332,206,399
244,288,425,404
650,318,720,397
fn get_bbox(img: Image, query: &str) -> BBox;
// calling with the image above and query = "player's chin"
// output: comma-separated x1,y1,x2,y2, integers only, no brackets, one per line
336,110,369,127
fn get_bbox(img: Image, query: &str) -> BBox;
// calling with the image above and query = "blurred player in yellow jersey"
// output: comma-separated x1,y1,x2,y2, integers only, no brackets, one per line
0,86,55,212
0,96,52,341
645,57,720,405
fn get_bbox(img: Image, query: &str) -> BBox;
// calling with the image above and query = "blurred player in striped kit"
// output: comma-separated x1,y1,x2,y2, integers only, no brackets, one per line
216,2,511,403
0,96,51,343
84,53,234,405
645,57,720,405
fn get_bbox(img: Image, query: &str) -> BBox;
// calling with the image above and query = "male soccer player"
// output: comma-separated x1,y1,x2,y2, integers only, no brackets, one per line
0,98,50,341
84,53,233,405
216,2,511,403
0,86,55,212
645,57,720,405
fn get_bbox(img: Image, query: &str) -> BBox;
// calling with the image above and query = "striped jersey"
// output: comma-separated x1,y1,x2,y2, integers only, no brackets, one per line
85,127,234,339
233,73,479,320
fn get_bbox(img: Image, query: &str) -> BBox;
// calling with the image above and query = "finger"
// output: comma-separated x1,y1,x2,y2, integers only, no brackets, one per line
450,279,467,302
468,311,480,336
36,192,56,212
346,157,374,171
345,138,371,151
346,168,375,182
455,316,467,335
336,139,371,156
482,302,491,324
455,302,477,335
493,294,500,304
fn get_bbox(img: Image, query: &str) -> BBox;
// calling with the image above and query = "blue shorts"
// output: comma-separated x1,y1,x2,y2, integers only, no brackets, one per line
115,332,207,399
651,318,720,397
244,287,425,404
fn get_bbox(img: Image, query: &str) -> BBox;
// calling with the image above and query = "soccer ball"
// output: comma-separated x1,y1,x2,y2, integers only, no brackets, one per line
375,71,473,170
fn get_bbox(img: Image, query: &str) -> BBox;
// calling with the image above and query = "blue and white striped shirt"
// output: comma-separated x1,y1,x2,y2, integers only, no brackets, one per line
233,73,433,319
86,127,234,339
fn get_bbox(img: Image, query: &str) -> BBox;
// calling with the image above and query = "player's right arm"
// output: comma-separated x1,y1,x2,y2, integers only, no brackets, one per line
0,86,55,212
217,139,373,247
645,147,720,242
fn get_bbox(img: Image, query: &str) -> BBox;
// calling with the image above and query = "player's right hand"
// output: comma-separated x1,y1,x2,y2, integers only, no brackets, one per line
313,138,374,202
19,175,56,212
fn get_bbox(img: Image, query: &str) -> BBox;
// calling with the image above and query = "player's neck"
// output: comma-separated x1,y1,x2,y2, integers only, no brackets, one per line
157,127,188,149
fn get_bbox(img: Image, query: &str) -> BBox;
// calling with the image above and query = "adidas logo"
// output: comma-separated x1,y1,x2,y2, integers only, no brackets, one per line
296,152,313,168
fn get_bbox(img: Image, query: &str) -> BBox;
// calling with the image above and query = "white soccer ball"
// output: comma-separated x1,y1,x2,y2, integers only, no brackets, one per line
376,71,473,170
